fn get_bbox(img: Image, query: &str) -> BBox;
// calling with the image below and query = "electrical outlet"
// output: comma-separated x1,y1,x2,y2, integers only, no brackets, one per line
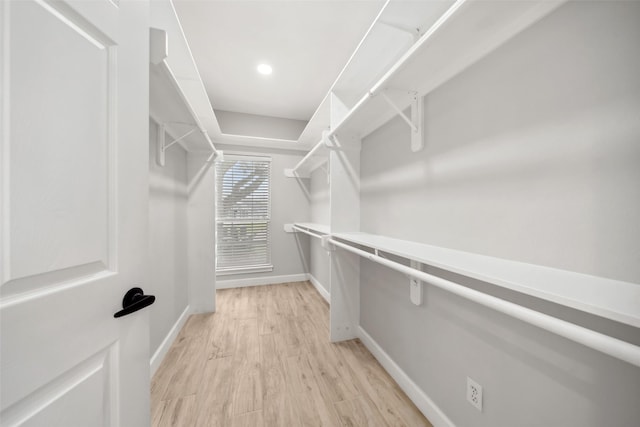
466,377,483,411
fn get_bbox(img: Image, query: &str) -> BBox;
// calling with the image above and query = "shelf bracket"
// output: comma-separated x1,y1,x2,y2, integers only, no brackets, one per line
321,235,332,251
378,20,421,42
409,260,423,306
326,133,362,152
380,92,425,152
156,123,197,166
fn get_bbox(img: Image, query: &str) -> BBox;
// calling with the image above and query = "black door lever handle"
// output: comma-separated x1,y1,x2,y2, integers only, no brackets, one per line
114,287,156,318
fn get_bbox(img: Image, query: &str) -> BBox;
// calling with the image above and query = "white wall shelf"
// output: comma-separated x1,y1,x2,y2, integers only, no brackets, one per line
149,28,220,165
297,96,331,149
331,232,640,329
295,0,457,153
330,0,566,140
329,235,640,368
288,0,565,175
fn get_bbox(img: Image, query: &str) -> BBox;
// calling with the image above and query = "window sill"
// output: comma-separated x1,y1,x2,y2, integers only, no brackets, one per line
216,265,274,276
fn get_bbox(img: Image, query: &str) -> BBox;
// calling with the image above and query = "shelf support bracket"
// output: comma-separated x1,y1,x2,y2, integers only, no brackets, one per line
380,92,424,152
378,20,421,42
156,123,197,166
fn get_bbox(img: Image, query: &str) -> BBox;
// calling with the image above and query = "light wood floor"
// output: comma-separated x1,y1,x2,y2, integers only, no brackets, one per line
151,281,433,426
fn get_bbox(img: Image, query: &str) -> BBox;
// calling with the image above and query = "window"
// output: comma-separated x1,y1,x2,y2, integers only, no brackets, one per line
215,155,272,274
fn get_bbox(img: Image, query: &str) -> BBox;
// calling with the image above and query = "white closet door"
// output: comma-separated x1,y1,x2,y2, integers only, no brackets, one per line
1,0,151,425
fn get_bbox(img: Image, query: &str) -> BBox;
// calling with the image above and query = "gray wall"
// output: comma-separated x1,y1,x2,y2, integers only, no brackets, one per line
310,167,331,294
359,2,640,426
187,151,217,313
148,120,189,356
215,110,308,141
216,145,310,284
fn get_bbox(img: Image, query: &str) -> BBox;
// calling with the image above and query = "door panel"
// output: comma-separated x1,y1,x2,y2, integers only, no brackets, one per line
1,0,150,425
2,345,116,426
4,0,114,294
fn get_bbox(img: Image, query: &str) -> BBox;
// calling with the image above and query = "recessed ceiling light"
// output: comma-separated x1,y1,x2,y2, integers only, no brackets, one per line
257,63,272,75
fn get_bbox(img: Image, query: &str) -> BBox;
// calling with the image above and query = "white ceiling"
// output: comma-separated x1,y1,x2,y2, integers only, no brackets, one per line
173,0,385,122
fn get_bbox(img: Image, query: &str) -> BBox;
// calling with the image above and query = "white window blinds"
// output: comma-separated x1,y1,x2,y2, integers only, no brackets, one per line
215,155,272,273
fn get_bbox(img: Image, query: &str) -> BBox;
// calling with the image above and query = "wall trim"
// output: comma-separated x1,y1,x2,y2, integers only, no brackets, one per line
357,326,455,427
309,274,330,303
150,305,191,377
216,273,310,289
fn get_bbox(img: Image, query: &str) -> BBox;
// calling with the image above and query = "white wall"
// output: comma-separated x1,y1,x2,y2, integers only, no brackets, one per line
359,2,640,426
310,167,331,296
186,151,217,312
215,145,310,287
148,121,189,356
215,110,308,141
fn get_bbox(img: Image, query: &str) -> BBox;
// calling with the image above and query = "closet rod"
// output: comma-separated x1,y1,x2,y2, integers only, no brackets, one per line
291,138,326,175
292,225,325,240
329,238,640,368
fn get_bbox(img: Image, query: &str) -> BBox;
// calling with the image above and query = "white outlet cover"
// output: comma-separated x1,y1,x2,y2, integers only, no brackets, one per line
467,377,483,412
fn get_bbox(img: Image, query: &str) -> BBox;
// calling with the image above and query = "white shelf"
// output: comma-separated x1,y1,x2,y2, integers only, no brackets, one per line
330,0,455,113
331,0,566,139
297,96,330,149
149,60,213,153
149,27,218,157
292,0,565,172
332,232,640,329
296,0,456,150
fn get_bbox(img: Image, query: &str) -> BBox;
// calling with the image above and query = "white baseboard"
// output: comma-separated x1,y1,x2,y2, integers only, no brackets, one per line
216,273,310,289
309,274,330,303
357,326,455,427
150,305,191,377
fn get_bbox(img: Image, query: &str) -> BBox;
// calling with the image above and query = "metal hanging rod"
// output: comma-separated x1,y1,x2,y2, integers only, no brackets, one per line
292,225,326,240
329,238,640,368
285,130,331,177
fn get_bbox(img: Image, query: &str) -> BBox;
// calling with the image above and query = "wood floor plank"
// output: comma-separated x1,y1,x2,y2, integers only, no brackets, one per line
151,340,187,412
299,315,361,403
291,385,341,427
260,334,287,401
152,281,432,427
153,395,196,427
162,336,207,400
263,392,301,426
235,286,258,319
193,356,235,426
257,288,278,335
235,317,260,363
334,396,388,427
229,410,264,427
335,340,432,427
178,313,214,340
282,352,322,395
274,315,303,358
231,358,263,415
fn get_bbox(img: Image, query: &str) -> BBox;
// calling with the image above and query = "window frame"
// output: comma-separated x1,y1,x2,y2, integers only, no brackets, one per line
215,154,273,275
